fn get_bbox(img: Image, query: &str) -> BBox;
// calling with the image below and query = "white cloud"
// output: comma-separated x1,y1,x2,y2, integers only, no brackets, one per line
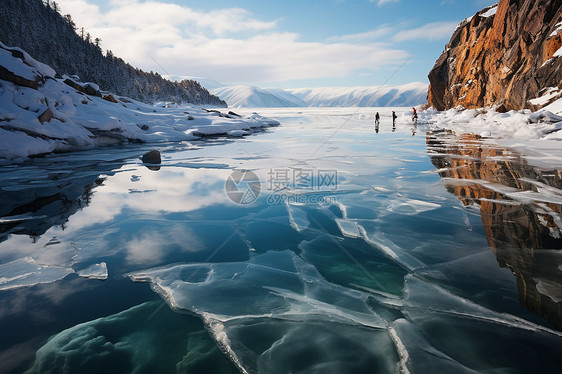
327,26,395,43
57,0,409,85
393,22,458,42
373,0,400,6
329,21,457,45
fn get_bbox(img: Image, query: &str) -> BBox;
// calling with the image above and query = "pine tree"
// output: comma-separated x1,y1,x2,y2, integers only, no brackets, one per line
63,14,76,30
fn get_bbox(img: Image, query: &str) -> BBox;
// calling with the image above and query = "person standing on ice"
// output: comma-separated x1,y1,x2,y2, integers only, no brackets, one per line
375,112,380,126
392,111,397,126
412,107,418,123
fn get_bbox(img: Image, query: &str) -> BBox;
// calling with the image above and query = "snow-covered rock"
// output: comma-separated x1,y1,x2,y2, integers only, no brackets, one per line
421,105,562,139
419,99,562,169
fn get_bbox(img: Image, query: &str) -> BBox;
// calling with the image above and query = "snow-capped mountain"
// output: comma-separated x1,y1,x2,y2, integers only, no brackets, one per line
288,83,428,107
207,82,428,108
212,85,307,108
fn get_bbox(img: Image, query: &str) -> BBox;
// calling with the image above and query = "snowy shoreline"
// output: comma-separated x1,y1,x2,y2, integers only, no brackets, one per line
0,42,279,161
416,104,562,169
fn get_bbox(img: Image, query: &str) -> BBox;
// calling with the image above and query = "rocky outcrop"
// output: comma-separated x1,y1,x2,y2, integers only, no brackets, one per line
428,0,562,111
0,64,39,89
102,94,118,103
37,108,53,124
63,79,101,97
0,44,46,89
141,150,162,164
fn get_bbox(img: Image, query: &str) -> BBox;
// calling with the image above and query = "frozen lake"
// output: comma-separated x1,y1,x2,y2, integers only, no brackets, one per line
1,107,561,373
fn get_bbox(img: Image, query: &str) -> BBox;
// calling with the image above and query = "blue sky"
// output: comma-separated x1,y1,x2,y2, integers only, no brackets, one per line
57,0,496,88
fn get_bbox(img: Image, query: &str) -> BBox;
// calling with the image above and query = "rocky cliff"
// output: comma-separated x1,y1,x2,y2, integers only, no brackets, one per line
428,0,562,111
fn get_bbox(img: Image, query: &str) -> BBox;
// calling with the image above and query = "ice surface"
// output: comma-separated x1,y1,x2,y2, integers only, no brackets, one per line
389,319,478,374
128,250,393,372
129,250,385,327
534,278,562,303
2,106,561,373
24,301,233,374
335,218,361,238
401,274,562,337
286,203,311,232
0,257,73,291
386,198,441,216
209,317,398,374
77,262,108,280
359,229,427,271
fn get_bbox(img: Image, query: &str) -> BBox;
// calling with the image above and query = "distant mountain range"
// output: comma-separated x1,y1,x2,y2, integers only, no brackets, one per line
213,86,308,108
204,82,428,108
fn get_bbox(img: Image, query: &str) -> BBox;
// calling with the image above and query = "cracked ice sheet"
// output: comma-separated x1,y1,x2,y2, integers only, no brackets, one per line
24,301,236,374
128,250,396,373
383,275,562,373
0,257,73,291
398,274,562,338
77,262,108,280
373,275,562,373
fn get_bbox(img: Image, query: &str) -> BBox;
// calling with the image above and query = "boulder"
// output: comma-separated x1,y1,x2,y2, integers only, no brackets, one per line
84,83,101,97
37,108,53,124
428,0,562,111
141,150,161,164
102,94,118,103
0,45,50,89
0,65,40,89
63,78,86,94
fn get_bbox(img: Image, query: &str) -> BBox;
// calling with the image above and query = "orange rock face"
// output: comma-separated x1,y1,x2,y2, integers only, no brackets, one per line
428,0,562,111
427,132,562,329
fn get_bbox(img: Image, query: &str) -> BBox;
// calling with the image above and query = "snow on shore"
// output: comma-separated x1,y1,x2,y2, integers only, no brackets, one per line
418,105,562,168
0,42,279,161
